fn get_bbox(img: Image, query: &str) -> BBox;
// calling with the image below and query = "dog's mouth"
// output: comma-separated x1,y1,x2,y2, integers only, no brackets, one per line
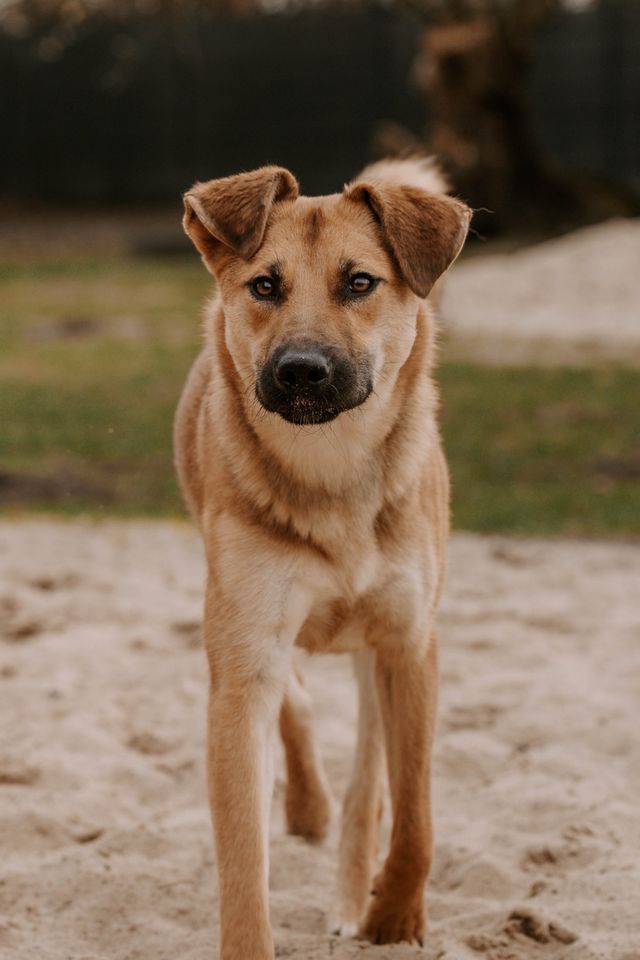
255,342,372,425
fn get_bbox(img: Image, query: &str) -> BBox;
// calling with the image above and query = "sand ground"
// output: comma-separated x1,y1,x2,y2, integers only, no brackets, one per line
1,519,639,960
441,219,640,366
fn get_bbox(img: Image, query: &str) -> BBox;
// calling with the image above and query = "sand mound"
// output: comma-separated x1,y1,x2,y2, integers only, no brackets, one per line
442,218,640,365
1,520,639,959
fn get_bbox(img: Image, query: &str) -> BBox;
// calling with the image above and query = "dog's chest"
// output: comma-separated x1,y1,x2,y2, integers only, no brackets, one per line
295,535,427,655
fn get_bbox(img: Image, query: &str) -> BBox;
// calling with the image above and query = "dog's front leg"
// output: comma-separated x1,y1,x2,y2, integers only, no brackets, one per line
333,649,384,937
205,575,297,960
361,633,438,946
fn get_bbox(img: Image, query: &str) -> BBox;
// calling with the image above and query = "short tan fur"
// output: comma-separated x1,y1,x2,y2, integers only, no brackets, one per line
174,157,471,958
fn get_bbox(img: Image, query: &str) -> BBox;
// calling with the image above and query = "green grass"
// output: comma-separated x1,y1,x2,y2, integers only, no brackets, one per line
0,256,209,515
439,365,640,536
1,255,639,536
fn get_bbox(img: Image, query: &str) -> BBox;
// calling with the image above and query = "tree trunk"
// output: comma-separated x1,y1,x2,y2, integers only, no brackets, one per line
413,7,579,233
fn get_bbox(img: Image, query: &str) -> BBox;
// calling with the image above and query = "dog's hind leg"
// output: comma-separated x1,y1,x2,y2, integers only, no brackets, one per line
332,649,385,937
279,659,332,842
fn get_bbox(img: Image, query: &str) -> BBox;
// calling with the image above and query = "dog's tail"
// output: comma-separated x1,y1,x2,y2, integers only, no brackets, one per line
350,155,450,197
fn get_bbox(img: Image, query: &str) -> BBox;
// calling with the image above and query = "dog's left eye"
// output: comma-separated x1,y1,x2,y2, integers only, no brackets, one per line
251,276,278,299
349,273,376,295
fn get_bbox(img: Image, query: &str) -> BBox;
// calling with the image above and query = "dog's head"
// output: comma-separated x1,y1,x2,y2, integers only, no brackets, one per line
183,164,470,426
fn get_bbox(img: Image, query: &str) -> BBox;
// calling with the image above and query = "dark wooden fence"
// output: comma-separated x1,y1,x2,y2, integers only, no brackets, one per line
529,0,640,196
0,1,638,203
0,10,424,201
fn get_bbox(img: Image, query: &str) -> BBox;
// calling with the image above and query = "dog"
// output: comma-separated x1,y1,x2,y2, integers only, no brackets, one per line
174,157,471,959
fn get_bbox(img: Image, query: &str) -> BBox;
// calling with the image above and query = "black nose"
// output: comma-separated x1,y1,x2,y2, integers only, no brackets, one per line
274,350,332,392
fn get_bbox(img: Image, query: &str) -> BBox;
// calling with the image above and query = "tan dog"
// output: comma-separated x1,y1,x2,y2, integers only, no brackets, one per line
174,157,471,959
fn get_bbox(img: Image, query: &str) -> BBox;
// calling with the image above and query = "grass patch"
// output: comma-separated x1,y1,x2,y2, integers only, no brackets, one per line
440,365,640,536
2,255,639,535
0,255,208,515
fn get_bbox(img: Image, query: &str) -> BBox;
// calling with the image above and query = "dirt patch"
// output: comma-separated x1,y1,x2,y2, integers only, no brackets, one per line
0,470,115,508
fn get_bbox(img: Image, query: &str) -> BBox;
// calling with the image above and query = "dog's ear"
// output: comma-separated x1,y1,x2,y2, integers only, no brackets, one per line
344,181,471,298
183,166,299,269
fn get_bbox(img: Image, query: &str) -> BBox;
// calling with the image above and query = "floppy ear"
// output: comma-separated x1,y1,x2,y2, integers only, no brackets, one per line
183,166,299,270
344,181,471,298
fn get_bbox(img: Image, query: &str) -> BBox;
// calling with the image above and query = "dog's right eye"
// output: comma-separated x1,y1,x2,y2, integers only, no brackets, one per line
250,276,277,299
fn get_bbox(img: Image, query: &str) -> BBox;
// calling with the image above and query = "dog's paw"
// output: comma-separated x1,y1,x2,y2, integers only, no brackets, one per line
330,920,358,939
359,893,425,946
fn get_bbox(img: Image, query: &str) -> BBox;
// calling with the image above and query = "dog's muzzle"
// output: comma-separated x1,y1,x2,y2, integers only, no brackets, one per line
256,342,372,425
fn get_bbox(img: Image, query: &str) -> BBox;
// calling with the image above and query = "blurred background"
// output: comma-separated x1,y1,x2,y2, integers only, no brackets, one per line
1,0,639,535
